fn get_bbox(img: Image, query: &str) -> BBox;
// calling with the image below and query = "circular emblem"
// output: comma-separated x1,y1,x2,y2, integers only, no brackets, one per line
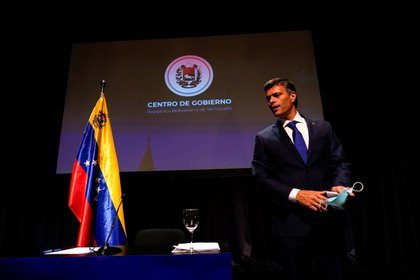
165,55,213,97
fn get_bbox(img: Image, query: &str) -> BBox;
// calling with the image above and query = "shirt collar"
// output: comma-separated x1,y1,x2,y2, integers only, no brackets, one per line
280,112,305,128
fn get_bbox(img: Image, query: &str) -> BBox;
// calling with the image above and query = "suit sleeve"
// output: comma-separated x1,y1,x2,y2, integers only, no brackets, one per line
251,134,292,208
328,127,351,187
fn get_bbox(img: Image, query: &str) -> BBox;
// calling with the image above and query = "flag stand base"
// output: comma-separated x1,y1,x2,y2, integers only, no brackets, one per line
96,245,123,256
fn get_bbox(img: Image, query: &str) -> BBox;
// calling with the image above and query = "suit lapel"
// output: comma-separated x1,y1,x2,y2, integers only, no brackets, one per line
272,119,304,162
272,117,320,165
306,118,317,164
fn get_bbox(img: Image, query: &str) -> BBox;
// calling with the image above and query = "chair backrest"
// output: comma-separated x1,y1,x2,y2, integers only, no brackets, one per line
133,228,186,254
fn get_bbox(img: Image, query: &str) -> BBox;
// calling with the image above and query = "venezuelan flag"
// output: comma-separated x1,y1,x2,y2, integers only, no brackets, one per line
68,93,126,247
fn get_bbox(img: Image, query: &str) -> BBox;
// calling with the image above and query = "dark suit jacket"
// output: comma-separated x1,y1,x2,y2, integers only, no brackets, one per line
251,116,351,237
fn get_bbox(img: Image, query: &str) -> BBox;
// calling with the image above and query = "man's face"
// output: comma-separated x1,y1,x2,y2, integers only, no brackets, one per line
265,85,296,119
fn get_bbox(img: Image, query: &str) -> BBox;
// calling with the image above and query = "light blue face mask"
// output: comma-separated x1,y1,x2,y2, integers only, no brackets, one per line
325,182,364,210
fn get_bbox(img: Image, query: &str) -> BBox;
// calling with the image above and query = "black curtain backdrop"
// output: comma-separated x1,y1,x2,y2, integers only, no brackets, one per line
2,13,419,280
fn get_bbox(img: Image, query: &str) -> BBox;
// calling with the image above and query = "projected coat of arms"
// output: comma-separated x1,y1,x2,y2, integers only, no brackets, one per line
165,55,213,97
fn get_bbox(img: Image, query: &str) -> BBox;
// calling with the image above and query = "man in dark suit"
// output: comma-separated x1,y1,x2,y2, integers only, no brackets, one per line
251,78,354,280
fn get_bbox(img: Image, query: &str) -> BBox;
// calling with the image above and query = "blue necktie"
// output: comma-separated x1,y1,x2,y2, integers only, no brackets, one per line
287,121,308,163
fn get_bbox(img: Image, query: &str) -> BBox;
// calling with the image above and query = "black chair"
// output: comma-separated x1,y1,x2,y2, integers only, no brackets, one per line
131,228,186,254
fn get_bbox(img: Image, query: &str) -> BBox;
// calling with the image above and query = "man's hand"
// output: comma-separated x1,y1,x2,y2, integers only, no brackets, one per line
296,190,328,211
331,185,355,197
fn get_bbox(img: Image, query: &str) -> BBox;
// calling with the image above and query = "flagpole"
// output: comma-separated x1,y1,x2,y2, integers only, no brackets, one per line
100,80,106,96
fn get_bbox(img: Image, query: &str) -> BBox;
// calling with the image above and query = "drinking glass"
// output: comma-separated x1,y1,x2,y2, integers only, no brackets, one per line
182,208,199,253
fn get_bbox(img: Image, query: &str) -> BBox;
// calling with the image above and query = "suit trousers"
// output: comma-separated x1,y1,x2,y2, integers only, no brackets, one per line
270,219,349,280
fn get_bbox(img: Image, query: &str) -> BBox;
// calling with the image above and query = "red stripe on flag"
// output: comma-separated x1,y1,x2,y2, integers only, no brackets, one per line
68,160,88,221
68,160,94,246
